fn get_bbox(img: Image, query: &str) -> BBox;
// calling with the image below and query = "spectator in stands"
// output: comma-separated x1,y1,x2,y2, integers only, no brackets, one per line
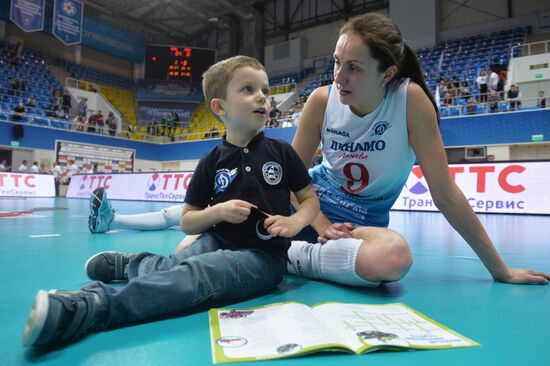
62,91,72,116
54,106,65,119
489,67,499,92
171,110,180,126
12,102,25,122
106,112,116,136
30,161,39,173
437,78,447,99
26,95,37,107
459,80,471,101
442,91,452,107
53,90,63,110
8,75,19,96
537,90,546,109
88,111,104,134
465,96,477,115
269,96,281,117
39,163,48,174
206,125,219,139
506,84,522,111
18,160,29,173
488,89,500,113
0,160,11,172
8,41,22,66
77,98,87,118
476,70,488,103
448,76,459,99
72,115,83,131
498,68,507,98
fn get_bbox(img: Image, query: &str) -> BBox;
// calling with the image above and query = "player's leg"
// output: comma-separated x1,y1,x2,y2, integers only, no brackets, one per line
88,187,184,233
287,227,412,286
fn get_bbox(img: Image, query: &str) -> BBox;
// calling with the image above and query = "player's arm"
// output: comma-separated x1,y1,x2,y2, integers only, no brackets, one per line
180,200,256,235
265,184,319,238
290,86,338,237
408,82,549,284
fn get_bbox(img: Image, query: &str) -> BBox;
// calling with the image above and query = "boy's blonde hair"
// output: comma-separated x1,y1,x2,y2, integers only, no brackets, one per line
202,55,266,117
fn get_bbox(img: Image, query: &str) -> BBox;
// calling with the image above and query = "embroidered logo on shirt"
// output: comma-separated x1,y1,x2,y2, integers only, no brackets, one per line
370,121,391,136
214,168,238,193
262,162,283,185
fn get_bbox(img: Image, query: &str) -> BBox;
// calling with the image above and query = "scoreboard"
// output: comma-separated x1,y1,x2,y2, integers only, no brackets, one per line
144,45,216,82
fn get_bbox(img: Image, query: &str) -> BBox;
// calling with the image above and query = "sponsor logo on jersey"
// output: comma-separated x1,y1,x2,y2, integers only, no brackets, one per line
325,127,350,138
329,139,386,152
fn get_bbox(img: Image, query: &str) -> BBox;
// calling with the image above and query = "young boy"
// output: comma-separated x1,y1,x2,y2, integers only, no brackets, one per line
22,56,320,347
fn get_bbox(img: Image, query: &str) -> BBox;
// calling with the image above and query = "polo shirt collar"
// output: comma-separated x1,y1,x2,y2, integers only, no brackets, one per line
220,131,266,150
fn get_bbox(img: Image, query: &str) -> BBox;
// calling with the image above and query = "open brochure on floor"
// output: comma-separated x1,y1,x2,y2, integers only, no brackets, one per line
208,302,478,363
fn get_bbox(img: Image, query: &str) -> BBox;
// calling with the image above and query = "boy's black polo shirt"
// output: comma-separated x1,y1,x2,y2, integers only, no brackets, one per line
184,132,311,255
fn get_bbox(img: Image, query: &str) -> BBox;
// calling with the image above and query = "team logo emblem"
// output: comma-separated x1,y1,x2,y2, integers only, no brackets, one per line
262,162,282,185
146,173,161,191
371,121,391,136
62,0,77,16
214,168,238,193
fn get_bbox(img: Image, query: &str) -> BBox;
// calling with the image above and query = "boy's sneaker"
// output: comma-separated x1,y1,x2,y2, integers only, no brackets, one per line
88,187,114,233
22,290,96,347
85,251,134,283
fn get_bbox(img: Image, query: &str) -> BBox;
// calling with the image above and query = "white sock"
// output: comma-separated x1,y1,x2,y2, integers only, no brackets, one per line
287,238,380,287
111,205,184,231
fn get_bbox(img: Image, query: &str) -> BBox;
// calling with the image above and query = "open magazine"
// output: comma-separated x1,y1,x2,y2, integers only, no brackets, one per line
209,302,478,363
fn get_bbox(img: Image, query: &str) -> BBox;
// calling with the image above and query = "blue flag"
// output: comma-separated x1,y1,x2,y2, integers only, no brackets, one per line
9,0,45,32
53,0,83,45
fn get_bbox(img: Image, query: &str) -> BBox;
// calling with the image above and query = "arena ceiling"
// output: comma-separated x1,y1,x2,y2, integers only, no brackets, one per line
84,0,266,43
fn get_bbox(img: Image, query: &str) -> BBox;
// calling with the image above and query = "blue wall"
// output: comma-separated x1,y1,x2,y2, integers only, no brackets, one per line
440,109,550,147
1,110,549,161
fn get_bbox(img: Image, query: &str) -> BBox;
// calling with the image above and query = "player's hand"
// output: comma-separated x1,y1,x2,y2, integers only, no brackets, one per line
264,215,304,238
218,200,255,224
317,222,355,244
494,268,550,285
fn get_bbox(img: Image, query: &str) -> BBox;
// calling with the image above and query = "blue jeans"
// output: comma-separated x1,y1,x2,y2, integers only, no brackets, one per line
82,232,287,329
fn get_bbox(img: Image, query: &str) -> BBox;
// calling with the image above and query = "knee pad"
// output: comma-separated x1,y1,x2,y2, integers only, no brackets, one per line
287,238,380,287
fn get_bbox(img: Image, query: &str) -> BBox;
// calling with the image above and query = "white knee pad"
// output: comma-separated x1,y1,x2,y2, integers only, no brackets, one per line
287,238,380,287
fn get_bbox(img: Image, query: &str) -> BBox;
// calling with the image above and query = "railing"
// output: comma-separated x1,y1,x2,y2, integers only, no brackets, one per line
511,40,550,58
65,77,101,93
438,95,545,117
3,96,547,143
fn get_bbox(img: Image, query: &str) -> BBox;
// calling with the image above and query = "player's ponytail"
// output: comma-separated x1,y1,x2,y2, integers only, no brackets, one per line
397,43,440,124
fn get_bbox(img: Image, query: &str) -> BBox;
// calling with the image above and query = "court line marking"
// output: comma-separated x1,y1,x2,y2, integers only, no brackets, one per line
29,234,62,238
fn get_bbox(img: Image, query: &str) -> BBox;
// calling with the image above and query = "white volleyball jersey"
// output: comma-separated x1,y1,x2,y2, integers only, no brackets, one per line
311,78,416,227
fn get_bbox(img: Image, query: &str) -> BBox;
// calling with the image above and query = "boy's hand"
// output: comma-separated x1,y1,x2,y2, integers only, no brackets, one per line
218,200,255,224
264,215,304,238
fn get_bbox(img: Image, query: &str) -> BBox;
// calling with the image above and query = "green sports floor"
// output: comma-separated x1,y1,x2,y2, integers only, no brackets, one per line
1,197,549,365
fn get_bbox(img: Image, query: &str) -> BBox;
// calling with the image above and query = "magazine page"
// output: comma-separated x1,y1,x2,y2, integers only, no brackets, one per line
209,302,349,364
312,302,479,353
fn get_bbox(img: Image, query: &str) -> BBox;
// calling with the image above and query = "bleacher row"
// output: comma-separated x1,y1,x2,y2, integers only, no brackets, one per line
418,27,527,93
0,25,542,141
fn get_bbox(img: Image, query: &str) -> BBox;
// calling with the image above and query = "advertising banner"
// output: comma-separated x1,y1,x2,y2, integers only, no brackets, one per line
52,0,83,45
67,171,194,202
0,173,55,197
9,0,45,32
392,162,550,215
